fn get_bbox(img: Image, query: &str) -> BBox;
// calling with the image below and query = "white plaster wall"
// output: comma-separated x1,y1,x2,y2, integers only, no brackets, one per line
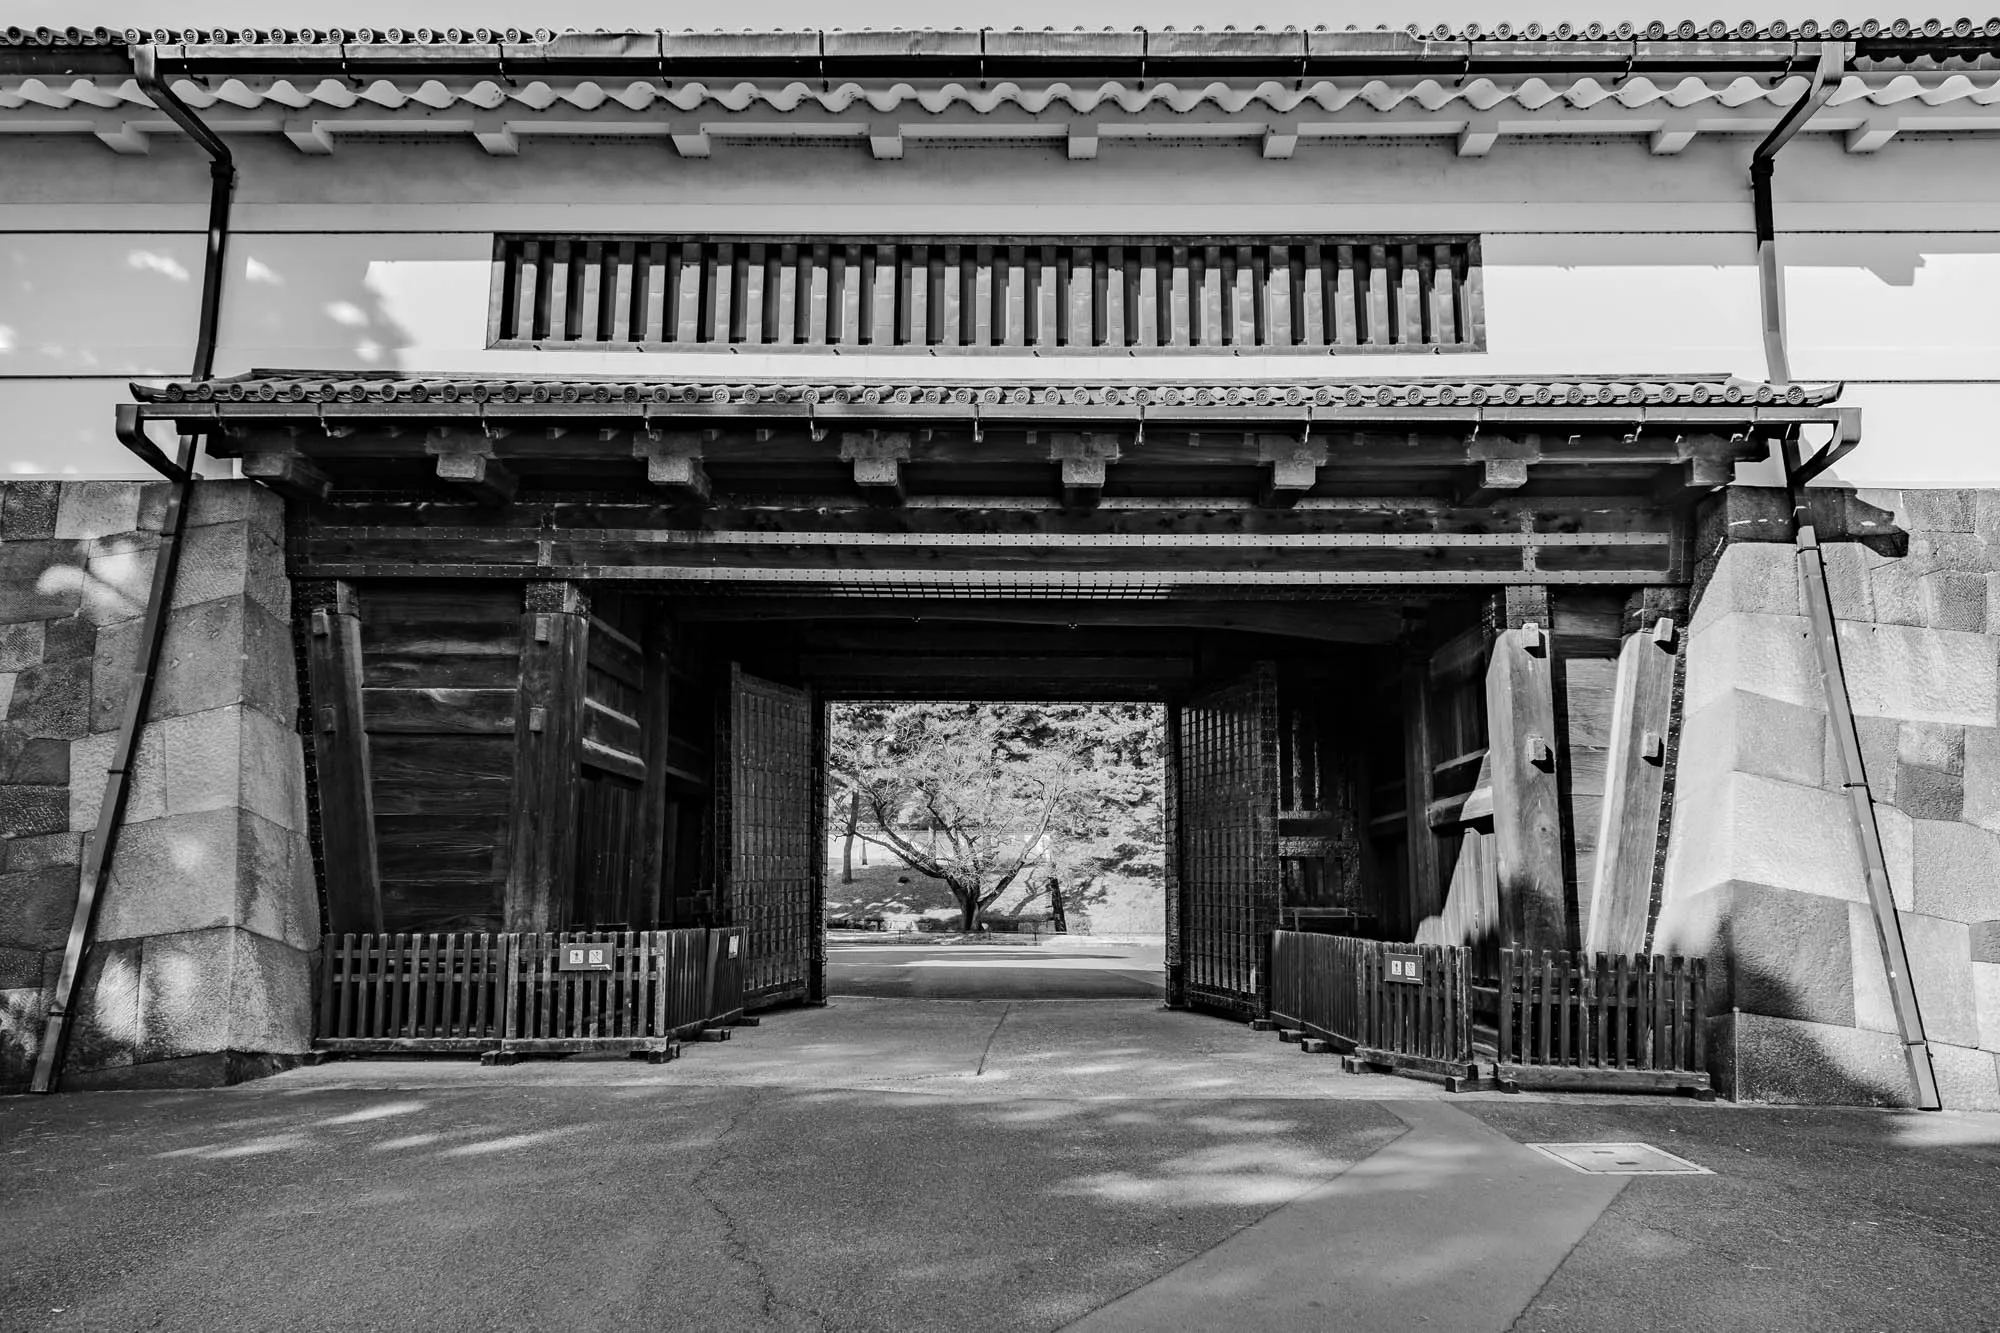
2,130,1998,481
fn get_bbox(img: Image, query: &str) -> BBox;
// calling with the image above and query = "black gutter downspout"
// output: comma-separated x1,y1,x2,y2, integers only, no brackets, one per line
1750,45,1942,1111
29,48,235,1093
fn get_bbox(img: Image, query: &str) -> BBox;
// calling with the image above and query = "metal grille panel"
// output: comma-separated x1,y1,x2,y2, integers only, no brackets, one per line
490,235,1483,353
1177,663,1280,1017
724,665,817,1007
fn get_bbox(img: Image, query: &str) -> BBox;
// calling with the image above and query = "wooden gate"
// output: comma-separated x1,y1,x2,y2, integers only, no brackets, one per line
720,665,821,1009
1175,664,1280,1018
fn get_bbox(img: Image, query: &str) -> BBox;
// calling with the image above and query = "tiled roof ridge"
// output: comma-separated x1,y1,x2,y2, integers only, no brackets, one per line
130,371,1841,409
10,20,2000,45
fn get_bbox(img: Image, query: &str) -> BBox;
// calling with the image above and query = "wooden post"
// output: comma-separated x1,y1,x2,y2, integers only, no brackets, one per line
305,581,383,934
636,619,675,930
1585,616,1681,954
1400,639,1438,938
1486,618,1567,952
506,581,589,933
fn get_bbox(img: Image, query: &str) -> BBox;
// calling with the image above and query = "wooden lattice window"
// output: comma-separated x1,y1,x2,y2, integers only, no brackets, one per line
487,235,1483,354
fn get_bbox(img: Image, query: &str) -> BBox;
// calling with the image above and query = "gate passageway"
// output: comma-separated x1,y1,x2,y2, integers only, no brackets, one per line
826,936,1167,1001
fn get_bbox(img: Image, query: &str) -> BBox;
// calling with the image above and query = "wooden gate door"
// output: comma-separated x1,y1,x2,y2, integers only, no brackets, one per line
1174,663,1281,1018
720,665,823,1009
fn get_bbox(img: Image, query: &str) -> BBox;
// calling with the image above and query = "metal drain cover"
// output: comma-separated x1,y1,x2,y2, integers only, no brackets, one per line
1526,1142,1712,1176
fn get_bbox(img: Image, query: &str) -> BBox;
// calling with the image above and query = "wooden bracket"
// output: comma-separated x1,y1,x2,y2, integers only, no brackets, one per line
1460,432,1540,506
839,430,912,506
1524,734,1555,770
634,428,712,503
1255,431,1328,508
425,430,517,505
1047,431,1121,511
1651,616,1680,650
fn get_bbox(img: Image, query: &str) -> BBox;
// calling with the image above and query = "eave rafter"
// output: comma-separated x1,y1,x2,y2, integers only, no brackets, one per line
132,372,1845,516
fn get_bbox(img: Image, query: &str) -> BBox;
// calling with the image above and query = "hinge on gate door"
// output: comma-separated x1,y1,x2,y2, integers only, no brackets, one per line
534,614,551,643
1641,731,1666,764
311,608,332,638
529,706,547,733
1525,734,1555,770
318,705,337,735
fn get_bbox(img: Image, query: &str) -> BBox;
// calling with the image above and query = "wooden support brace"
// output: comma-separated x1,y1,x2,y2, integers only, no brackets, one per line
839,430,911,505
425,436,518,505
1461,432,1540,506
868,121,903,160
1585,616,1680,954
305,583,383,934
1047,431,1120,511
1486,622,1567,952
1255,432,1328,507
242,448,332,502
633,429,712,502
507,581,589,933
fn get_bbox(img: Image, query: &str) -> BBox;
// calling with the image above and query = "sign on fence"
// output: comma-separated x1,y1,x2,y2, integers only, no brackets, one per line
560,943,614,971
1384,949,1424,984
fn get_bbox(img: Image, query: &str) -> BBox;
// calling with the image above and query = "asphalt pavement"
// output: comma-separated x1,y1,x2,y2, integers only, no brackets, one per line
825,935,1166,1001
4,985,1998,1332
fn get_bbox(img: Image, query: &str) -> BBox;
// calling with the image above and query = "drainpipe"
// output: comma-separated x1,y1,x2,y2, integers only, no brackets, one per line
29,49,235,1093
1751,46,1942,1111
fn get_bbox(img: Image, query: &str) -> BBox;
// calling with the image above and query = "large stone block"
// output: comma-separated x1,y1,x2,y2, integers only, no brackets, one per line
0,622,44,672
1927,1042,2000,1112
163,704,308,834
1,481,62,540
1727,1011,1914,1107
0,731,69,786
136,926,312,1064
96,806,316,952
1819,542,1876,623
1876,804,1916,912
0,985,49,1089
173,519,289,621
1972,960,2000,1051
184,480,283,543
1849,903,1899,1036
53,482,142,541
94,595,300,729
82,545,156,626
1689,544,1802,633
1895,763,1964,821
1966,727,2000,834
0,785,71,839
6,656,91,740
1836,621,1999,727
1911,819,2000,924
1900,912,1980,1049
1656,879,1856,1030
1977,491,2000,541
2,829,80,873
68,724,167,831
0,945,46,989
1902,488,1980,534
1922,570,1990,633
1678,687,1825,791
41,615,95,665
1682,611,1819,719
1665,770,1866,907
0,574,80,627
66,935,143,1072
1899,721,1966,774
1867,556,1930,630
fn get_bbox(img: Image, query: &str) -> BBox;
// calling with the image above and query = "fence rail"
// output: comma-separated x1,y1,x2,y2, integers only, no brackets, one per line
1495,948,1711,1095
1270,932,1474,1079
317,928,745,1060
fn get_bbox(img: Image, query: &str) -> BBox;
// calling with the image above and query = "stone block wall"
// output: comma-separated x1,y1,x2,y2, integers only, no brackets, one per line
1658,488,2000,1109
0,480,317,1091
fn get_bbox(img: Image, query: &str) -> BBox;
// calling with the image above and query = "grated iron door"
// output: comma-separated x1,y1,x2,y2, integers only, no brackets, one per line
721,665,821,1008
1175,664,1281,1018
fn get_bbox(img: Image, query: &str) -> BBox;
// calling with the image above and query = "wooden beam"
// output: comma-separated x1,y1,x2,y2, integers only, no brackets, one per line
1486,621,1567,951
838,429,911,505
633,429,712,502
1255,432,1328,507
1460,432,1540,505
1585,616,1680,954
636,620,675,929
425,432,516,505
242,448,331,502
1401,638,1440,934
304,582,383,934
1048,431,1120,511
506,581,589,932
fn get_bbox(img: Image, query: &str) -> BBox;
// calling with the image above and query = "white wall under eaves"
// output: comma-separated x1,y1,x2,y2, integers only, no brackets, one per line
3,129,1998,485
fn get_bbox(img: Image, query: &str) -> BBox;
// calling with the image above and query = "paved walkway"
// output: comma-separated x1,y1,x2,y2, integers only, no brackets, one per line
5,999,1998,1332
826,936,1166,1001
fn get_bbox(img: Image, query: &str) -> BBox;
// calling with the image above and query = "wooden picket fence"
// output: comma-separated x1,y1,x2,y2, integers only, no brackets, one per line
1494,947,1712,1096
1269,931,1476,1083
316,928,748,1062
